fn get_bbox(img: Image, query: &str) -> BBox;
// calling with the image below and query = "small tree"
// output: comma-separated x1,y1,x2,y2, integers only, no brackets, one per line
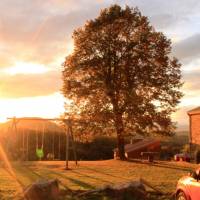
62,5,183,160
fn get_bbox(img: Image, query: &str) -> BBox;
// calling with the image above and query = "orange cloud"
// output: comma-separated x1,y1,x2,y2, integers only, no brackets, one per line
0,71,62,98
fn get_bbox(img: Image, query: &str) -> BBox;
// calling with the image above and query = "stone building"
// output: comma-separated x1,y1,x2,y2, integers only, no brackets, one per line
188,107,200,149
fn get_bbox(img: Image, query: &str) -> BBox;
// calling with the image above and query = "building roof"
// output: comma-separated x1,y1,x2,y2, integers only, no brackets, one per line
188,107,200,115
114,138,160,153
125,139,160,153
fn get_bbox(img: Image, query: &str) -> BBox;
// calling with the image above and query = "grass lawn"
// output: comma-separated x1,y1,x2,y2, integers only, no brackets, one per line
0,159,198,199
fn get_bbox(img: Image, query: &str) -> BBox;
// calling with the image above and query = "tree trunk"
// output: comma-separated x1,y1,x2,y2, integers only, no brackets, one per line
117,134,126,160
115,114,126,160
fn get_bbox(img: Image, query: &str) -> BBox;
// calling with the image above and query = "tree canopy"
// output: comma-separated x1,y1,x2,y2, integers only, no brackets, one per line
62,5,183,159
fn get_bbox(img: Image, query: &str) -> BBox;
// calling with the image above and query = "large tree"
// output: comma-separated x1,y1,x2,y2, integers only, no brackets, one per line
62,5,183,160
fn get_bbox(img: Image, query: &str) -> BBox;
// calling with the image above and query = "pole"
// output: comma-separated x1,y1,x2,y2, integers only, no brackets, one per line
58,133,61,160
22,129,25,160
26,131,29,161
65,121,69,170
12,117,18,159
52,132,55,160
69,120,78,166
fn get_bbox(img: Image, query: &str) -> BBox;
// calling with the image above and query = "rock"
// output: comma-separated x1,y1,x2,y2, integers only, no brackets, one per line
23,179,59,200
77,181,147,200
103,181,147,200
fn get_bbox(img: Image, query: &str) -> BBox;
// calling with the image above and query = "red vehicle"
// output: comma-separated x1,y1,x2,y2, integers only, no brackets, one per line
176,168,200,200
174,153,191,162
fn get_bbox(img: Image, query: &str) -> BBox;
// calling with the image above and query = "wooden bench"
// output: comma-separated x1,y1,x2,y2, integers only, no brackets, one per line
141,152,159,162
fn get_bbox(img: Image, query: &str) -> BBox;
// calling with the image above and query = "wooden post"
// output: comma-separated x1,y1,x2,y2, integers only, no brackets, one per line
52,132,55,160
189,115,192,154
65,121,70,170
7,117,79,168
69,120,78,166
26,131,29,161
58,133,61,160
22,129,25,160
36,128,38,151
12,117,19,159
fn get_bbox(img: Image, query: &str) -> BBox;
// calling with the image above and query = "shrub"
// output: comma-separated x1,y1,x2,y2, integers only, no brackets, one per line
195,150,200,164
76,136,117,160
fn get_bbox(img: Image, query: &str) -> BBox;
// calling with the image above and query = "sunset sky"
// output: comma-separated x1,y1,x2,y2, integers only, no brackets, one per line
0,0,200,129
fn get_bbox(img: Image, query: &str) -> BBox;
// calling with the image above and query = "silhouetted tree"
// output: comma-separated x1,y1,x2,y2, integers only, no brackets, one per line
62,5,183,160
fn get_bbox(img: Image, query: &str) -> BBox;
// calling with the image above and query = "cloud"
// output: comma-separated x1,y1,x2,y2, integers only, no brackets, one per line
0,0,200,128
0,0,113,100
116,0,200,16
0,71,62,98
149,14,178,29
0,0,199,69
183,71,200,86
0,1,111,68
182,71,200,95
0,53,14,68
149,13,191,32
173,34,200,61
172,105,191,129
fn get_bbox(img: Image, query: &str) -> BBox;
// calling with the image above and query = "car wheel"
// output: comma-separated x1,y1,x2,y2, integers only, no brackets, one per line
176,192,187,200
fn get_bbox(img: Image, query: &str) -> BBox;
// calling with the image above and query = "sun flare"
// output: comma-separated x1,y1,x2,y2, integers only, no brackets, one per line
3,61,49,75
0,93,65,123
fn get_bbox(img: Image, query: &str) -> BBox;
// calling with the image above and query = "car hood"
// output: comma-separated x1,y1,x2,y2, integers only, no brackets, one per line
177,176,194,186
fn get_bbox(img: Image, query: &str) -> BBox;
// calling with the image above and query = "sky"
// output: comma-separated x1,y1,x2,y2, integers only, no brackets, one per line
0,0,200,130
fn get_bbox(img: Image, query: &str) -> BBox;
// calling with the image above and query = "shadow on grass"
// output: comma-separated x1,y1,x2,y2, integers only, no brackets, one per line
70,169,112,184
31,168,95,190
13,164,41,186
128,159,192,172
83,166,130,181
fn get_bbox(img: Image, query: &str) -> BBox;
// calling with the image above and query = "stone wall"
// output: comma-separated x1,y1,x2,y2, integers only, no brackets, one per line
190,114,200,145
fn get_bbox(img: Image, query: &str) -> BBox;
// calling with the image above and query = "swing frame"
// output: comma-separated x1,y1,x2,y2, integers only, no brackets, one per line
7,117,78,170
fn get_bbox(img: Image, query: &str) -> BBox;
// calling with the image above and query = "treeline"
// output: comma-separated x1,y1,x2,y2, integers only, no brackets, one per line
75,136,117,160
1,130,117,161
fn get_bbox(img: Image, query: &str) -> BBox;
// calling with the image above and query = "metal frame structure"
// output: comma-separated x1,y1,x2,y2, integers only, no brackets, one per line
8,117,78,170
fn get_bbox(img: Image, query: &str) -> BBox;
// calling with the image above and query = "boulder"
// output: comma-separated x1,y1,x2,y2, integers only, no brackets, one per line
77,181,147,200
23,179,59,200
102,181,147,200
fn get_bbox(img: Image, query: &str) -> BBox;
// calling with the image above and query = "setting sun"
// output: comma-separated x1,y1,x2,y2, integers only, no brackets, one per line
0,92,65,123
3,61,49,75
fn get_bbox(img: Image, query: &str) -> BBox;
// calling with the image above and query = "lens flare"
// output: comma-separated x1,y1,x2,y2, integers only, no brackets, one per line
0,143,15,177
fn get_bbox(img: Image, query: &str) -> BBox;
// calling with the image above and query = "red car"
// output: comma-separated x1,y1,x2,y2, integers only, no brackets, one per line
176,168,200,200
174,153,191,162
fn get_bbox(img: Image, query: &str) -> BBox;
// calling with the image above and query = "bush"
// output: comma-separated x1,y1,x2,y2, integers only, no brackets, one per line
76,136,117,160
181,144,190,154
195,150,200,164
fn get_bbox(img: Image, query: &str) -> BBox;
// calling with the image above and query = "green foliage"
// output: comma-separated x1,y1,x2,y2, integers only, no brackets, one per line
160,135,189,160
62,4,183,159
181,144,190,154
195,150,200,164
3,129,67,161
3,128,116,161
74,136,117,160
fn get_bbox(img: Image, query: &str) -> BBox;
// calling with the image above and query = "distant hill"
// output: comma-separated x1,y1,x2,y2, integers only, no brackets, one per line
175,130,189,136
0,118,65,136
174,122,189,136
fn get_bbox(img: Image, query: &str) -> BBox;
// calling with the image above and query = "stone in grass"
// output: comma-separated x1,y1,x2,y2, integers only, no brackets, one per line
23,179,59,200
104,181,146,200
80,181,147,200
